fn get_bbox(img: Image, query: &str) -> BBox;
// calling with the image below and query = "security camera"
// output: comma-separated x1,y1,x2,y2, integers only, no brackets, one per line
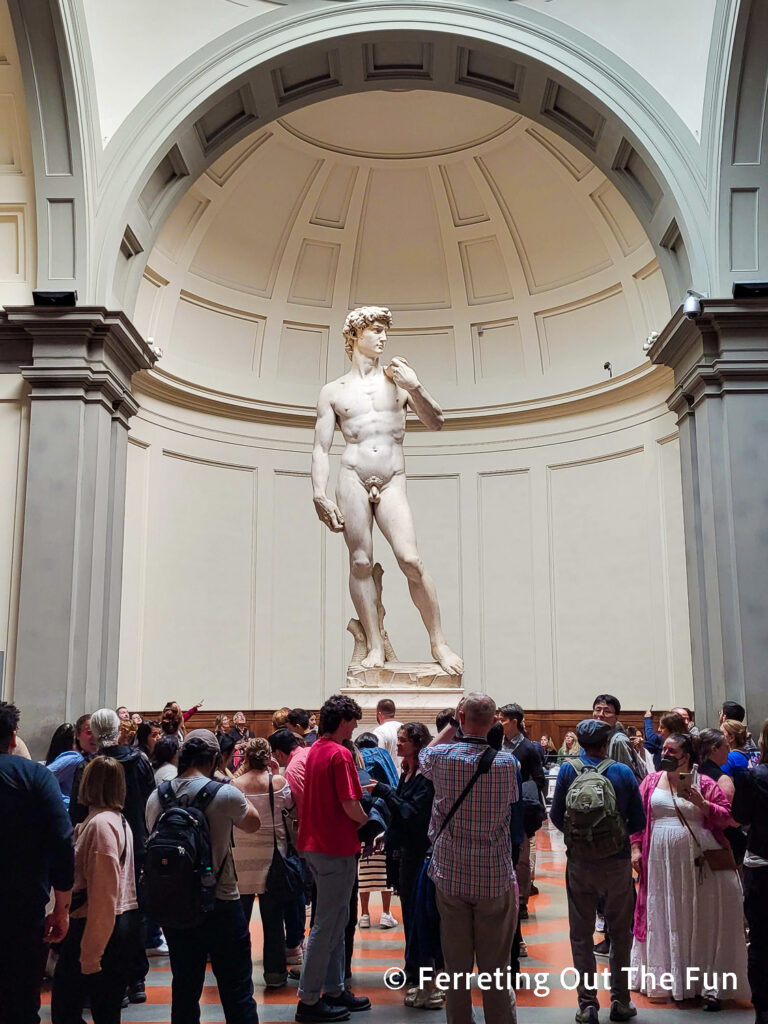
683,289,707,319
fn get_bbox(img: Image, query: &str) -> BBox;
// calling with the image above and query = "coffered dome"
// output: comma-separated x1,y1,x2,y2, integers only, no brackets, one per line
135,90,670,420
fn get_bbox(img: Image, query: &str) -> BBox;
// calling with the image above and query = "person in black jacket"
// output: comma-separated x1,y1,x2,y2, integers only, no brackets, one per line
69,707,155,1004
732,718,768,1024
0,701,74,1024
497,703,545,919
372,721,436,1007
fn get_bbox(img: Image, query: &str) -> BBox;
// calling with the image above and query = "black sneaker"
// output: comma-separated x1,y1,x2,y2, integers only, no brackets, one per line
128,982,147,1004
324,988,371,1013
519,904,529,920
296,998,351,1022
593,938,610,958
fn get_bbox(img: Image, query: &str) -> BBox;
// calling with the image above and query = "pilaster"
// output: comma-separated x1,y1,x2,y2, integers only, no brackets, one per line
0,307,155,755
650,299,768,734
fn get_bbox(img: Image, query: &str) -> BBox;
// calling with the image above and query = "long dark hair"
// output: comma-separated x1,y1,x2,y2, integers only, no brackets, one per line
152,734,179,770
45,723,75,765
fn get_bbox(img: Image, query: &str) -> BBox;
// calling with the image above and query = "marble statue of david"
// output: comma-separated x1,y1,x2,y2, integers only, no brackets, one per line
311,305,463,677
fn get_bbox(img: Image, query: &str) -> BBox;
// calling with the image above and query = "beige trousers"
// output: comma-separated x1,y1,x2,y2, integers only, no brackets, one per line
435,885,517,1024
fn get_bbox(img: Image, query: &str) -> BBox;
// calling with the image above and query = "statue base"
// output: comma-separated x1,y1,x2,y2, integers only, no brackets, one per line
343,661,463,721
345,660,461,690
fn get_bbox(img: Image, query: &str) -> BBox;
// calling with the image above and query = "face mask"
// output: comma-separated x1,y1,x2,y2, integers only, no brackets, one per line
660,755,679,771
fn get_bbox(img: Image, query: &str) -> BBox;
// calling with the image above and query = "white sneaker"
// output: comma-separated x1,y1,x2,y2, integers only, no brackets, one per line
379,912,398,929
285,945,303,966
146,939,169,956
595,914,606,933
358,914,371,929
519,940,528,958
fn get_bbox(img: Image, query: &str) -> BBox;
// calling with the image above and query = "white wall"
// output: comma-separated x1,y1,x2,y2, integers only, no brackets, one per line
118,373,693,713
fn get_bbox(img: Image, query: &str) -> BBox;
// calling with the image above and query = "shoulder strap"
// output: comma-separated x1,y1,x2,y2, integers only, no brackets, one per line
191,779,224,812
269,773,279,851
436,745,497,841
671,793,704,853
571,758,585,773
119,814,128,867
594,759,614,776
158,779,178,810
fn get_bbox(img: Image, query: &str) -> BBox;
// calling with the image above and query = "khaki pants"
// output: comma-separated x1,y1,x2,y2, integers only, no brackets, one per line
565,857,634,1011
516,834,537,904
436,886,517,1024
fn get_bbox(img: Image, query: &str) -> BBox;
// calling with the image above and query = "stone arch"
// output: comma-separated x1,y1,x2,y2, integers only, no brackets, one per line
67,7,715,315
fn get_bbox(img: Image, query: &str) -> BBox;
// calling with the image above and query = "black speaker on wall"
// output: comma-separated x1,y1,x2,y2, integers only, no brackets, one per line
32,291,78,306
732,282,768,299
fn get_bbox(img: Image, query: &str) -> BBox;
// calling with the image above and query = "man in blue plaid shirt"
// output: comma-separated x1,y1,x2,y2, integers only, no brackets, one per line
420,692,519,1024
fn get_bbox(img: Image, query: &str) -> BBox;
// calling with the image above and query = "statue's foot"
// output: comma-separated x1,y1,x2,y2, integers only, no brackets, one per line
361,647,385,669
431,642,464,676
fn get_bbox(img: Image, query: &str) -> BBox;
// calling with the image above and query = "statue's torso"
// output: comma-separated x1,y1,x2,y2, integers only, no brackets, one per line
330,369,407,483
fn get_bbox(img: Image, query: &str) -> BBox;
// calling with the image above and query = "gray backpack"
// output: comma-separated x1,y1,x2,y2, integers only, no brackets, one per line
563,759,626,860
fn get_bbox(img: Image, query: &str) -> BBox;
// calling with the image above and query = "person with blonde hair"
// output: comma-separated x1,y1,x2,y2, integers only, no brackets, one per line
232,737,302,989
272,707,291,731
52,756,140,1023
557,730,583,764
721,718,751,777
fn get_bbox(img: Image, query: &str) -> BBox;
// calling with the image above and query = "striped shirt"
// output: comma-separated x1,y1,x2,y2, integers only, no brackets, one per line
419,739,518,899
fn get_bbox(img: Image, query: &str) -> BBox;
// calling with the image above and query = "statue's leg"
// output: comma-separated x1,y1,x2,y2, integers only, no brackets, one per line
375,477,464,675
337,469,386,668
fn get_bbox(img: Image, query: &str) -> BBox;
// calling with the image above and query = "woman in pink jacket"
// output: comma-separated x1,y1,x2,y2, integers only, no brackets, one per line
51,756,140,1024
629,732,748,1010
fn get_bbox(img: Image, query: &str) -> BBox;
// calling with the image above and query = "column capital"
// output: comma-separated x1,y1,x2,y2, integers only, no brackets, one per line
648,299,768,416
0,306,156,412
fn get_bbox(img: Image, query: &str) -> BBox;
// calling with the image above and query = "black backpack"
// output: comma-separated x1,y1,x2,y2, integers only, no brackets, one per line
142,780,225,929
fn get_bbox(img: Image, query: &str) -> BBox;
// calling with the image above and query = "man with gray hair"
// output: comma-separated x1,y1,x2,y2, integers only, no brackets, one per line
69,707,156,1003
419,693,519,1023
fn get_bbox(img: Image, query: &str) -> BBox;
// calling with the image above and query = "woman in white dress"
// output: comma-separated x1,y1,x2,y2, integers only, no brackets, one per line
232,737,298,988
630,732,749,1010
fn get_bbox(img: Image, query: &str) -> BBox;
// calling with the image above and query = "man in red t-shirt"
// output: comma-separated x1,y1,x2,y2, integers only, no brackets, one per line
295,695,371,1023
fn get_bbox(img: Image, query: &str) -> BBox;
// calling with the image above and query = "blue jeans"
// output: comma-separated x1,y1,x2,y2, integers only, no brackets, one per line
299,852,357,1005
165,899,259,1024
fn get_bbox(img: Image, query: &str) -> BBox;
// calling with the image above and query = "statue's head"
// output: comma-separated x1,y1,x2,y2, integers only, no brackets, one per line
342,306,393,360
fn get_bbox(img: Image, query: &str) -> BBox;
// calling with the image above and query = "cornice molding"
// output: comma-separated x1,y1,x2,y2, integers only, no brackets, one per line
0,307,156,415
649,298,768,414
134,360,670,431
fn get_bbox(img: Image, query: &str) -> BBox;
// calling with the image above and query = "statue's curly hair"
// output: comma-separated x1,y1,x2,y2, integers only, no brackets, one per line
342,306,392,359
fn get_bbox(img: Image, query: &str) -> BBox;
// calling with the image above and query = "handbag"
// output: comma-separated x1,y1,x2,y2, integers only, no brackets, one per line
407,745,497,967
671,793,738,877
265,774,305,903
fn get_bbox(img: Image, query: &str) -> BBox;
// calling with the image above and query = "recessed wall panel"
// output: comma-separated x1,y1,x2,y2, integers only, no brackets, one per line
549,450,653,706
272,472,324,692
479,472,535,693
171,292,263,372
143,454,256,708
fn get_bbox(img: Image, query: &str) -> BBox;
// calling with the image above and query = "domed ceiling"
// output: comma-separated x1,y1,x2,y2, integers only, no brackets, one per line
135,90,671,419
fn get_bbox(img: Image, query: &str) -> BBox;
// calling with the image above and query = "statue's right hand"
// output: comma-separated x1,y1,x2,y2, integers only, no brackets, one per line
313,496,345,532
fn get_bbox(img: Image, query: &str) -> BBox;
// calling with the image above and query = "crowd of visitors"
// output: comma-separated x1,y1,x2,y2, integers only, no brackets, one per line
0,690,766,1024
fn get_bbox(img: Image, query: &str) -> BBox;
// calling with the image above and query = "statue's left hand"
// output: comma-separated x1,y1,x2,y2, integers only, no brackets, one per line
385,356,419,392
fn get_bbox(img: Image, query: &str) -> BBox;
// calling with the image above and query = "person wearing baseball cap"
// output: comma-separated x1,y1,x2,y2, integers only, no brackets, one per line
145,729,261,1023
550,719,646,1024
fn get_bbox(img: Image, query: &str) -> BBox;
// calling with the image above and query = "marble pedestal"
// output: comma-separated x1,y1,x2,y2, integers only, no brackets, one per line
343,660,463,728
